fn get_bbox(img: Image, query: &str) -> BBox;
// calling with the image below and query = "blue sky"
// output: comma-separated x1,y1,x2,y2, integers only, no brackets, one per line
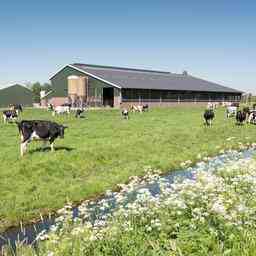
0,0,255,93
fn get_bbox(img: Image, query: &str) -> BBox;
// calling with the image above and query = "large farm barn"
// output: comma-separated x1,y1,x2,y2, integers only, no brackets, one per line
0,84,33,107
50,63,242,107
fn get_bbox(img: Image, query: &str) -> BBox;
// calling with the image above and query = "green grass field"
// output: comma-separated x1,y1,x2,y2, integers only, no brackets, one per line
0,106,256,231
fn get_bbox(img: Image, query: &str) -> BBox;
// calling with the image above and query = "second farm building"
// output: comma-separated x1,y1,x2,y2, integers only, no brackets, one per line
49,63,242,107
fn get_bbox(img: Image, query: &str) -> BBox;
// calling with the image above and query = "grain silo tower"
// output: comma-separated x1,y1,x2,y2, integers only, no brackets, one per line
67,75,79,105
77,76,88,106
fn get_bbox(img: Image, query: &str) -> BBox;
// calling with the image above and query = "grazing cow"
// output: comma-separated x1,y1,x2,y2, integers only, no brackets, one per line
226,106,237,118
75,109,84,118
142,104,149,112
16,120,68,156
248,111,256,124
204,109,215,126
2,110,18,123
52,106,71,116
236,110,247,125
121,109,129,120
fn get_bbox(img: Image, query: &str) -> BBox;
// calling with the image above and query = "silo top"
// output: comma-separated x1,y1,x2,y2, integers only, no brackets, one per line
68,75,79,80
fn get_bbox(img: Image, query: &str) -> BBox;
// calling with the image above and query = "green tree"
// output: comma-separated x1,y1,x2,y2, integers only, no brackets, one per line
30,82,42,103
26,82,52,103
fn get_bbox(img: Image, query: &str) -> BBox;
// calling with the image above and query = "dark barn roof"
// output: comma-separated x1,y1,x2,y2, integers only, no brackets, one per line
51,63,242,94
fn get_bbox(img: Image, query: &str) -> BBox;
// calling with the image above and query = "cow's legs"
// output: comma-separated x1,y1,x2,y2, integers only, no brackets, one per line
50,142,54,152
20,141,28,157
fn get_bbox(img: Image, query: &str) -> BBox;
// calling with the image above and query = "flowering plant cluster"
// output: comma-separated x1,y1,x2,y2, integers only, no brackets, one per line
14,154,256,256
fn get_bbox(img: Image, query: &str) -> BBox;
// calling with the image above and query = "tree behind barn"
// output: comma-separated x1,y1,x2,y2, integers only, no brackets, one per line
26,82,52,103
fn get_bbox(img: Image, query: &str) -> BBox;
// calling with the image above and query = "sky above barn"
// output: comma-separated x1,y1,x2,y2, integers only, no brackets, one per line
0,0,255,94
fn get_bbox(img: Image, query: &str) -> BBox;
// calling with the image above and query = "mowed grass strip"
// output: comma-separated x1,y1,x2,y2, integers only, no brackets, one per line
0,107,255,231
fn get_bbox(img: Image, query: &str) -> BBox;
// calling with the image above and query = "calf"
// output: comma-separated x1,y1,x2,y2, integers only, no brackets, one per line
204,109,215,126
121,109,129,120
2,110,18,123
236,110,247,125
52,106,71,116
16,120,68,156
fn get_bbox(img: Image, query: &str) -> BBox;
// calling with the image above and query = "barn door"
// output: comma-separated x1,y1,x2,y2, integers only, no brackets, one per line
103,87,114,107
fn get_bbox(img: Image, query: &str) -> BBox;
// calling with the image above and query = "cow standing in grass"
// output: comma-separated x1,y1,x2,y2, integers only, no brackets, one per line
16,120,68,156
204,109,215,126
75,109,84,118
2,110,18,123
121,109,129,120
52,105,71,116
236,110,247,125
248,111,256,124
142,104,149,112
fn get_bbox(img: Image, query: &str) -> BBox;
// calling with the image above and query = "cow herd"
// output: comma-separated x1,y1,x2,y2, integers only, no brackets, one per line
203,102,256,126
1,102,256,156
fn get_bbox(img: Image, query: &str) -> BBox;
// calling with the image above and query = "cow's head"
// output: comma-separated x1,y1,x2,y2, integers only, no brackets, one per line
59,125,68,138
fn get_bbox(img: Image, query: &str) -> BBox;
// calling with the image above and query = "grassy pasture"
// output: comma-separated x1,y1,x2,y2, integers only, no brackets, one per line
0,106,255,231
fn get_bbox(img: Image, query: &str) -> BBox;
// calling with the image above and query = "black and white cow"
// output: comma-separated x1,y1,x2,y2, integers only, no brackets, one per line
2,110,18,123
75,109,84,118
236,110,247,125
16,120,68,156
248,111,256,124
52,106,71,116
121,109,129,120
142,104,149,112
203,109,215,126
